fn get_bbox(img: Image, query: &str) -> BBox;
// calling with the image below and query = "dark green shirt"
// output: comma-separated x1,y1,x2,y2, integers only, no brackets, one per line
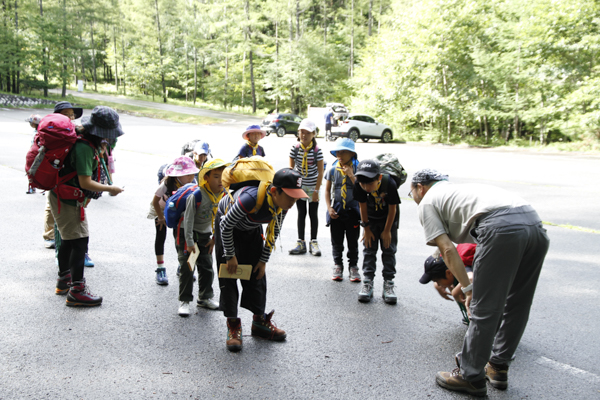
52,141,97,206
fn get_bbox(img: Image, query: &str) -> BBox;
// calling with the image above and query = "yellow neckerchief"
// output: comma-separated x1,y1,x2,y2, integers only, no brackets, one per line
370,180,384,211
264,189,282,252
247,140,258,156
300,141,314,177
201,181,223,230
335,161,348,209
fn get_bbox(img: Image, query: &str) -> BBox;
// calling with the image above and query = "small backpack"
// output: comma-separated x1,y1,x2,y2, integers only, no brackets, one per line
374,153,407,189
164,183,202,229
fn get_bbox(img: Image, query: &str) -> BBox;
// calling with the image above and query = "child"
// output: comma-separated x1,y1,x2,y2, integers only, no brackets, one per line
149,156,198,286
176,159,230,316
288,119,324,256
236,125,266,159
26,114,42,194
324,138,361,282
215,168,307,352
192,140,211,170
353,159,401,304
419,243,476,325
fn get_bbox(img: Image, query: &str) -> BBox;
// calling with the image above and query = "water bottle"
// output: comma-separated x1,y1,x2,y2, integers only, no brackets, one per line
108,154,116,174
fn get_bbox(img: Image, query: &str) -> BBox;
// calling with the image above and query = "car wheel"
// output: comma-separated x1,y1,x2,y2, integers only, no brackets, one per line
381,130,392,143
361,138,370,143
349,129,359,142
265,131,270,137
276,127,286,137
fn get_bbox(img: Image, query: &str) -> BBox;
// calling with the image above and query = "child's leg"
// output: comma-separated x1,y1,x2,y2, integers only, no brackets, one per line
362,223,381,281
61,237,88,282
154,218,167,262
345,217,360,267
330,219,345,266
296,200,307,240
236,228,266,316
215,211,241,318
380,222,398,280
174,228,194,302
308,201,319,240
195,232,214,300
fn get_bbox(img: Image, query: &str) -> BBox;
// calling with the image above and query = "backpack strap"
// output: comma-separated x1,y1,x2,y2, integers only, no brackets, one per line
380,174,390,195
249,181,270,214
293,143,319,166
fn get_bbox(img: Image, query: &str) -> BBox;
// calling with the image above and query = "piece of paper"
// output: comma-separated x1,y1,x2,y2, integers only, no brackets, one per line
218,263,253,280
186,244,200,271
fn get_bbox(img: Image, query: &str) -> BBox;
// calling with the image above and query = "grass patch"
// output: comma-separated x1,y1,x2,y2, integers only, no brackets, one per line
543,221,600,234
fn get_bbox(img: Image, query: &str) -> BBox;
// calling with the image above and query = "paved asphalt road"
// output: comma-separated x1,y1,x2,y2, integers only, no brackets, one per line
1,100,599,399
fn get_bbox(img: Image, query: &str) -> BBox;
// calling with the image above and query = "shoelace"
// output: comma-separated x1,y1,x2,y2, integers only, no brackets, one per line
384,283,395,295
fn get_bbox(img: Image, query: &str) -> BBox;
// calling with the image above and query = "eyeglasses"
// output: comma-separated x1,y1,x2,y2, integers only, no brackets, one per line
408,188,413,199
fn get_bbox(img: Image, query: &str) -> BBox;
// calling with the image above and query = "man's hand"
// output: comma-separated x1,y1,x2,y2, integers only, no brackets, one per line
328,206,339,219
362,227,374,248
434,282,453,301
381,230,392,249
253,261,266,280
227,256,238,274
205,237,215,254
465,291,473,316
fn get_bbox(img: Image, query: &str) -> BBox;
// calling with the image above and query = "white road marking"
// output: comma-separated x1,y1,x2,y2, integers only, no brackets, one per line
536,357,600,384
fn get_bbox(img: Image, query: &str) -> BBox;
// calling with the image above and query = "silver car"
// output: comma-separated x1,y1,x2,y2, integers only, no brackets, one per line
331,113,393,143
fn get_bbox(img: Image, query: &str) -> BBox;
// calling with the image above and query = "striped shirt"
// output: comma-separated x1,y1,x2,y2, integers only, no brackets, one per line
218,186,287,263
289,143,324,187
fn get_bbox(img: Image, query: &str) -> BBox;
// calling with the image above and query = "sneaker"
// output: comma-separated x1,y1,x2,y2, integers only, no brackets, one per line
251,310,286,341
382,280,397,304
309,240,321,256
197,298,219,310
226,318,243,352
178,301,191,317
436,368,487,397
44,239,56,249
155,267,168,285
84,253,94,267
26,186,36,194
358,280,374,302
289,239,307,255
349,266,361,282
66,280,102,307
55,273,71,295
332,265,343,281
485,361,508,390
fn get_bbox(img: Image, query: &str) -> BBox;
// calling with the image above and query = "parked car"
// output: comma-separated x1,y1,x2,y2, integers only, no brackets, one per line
330,113,393,143
326,103,349,121
261,113,303,137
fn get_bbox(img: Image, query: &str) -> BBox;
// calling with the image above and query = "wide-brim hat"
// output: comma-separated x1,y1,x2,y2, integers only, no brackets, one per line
419,256,447,284
197,159,230,182
81,106,125,140
273,168,308,199
330,138,357,158
165,156,200,177
242,124,266,140
54,101,83,120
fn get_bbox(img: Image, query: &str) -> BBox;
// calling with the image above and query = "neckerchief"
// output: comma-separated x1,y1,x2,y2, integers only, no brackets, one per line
264,189,282,252
370,180,384,211
247,141,258,156
202,181,223,230
300,141,314,177
335,162,348,209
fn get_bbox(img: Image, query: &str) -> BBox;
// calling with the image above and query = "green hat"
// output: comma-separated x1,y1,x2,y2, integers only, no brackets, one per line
198,159,230,182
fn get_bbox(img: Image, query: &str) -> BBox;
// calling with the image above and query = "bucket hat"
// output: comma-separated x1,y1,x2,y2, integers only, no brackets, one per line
54,101,83,120
197,159,230,183
273,168,308,199
298,119,316,133
330,138,357,158
81,106,125,140
242,125,266,140
165,156,200,177
26,114,43,125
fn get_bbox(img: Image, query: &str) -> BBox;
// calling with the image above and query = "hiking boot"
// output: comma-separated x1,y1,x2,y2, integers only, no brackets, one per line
332,265,343,281
349,266,361,282
155,267,168,285
289,239,307,255
382,280,397,304
66,280,102,307
55,273,71,295
178,301,191,317
358,280,374,302
251,310,286,341
485,361,509,390
309,240,321,256
197,298,219,310
436,368,487,397
226,318,243,352
44,239,56,249
84,253,94,267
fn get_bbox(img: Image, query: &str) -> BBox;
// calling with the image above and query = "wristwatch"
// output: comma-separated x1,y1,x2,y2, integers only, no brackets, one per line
359,221,370,228
461,283,473,294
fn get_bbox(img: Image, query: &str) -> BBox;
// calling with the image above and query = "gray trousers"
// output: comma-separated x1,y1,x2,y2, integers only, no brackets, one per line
459,205,550,381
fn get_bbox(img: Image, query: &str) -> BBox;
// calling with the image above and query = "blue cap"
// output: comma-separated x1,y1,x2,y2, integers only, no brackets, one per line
330,138,357,158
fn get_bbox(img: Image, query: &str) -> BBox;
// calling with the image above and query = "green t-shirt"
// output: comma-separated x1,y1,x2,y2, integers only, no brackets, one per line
52,141,97,206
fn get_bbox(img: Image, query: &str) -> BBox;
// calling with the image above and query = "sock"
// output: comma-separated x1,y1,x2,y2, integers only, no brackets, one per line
157,260,164,269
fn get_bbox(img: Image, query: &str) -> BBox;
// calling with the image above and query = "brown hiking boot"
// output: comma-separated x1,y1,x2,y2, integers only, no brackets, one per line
226,318,242,352
436,367,487,397
251,310,286,341
485,361,509,390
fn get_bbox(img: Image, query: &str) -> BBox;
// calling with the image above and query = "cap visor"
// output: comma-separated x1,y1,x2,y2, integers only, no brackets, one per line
282,188,309,199
355,171,379,179
419,273,432,284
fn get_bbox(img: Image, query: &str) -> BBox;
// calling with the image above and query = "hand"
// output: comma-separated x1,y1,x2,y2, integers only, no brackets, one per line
205,237,215,254
452,286,466,305
433,282,453,301
226,256,238,274
108,185,124,196
328,206,339,219
253,261,266,280
361,227,374,248
465,291,473,316
311,191,319,203
155,217,166,230
188,244,196,254
381,230,392,249
341,163,354,179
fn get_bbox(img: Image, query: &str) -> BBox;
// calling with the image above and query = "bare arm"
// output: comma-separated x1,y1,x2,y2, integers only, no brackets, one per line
78,175,123,196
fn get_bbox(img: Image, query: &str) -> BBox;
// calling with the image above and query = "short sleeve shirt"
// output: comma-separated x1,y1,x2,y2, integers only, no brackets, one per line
353,175,400,222
53,141,97,206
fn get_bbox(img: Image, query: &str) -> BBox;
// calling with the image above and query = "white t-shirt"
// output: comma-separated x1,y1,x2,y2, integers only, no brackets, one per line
418,181,529,245
147,182,170,219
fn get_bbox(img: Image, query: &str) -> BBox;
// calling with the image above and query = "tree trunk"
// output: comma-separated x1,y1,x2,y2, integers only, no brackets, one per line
14,0,19,94
249,50,256,113
113,25,118,90
121,25,126,95
368,0,373,36
275,19,279,112
350,0,354,77
154,0,167,102
323,0,326,45
90,21,97,91
39,0,48,96
193,46,197,105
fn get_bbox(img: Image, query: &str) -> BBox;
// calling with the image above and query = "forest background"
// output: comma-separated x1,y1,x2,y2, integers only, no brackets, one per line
1,0,599,150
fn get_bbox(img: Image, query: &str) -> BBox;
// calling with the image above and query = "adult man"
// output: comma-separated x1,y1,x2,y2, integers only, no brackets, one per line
410,169,549,397
324,108,334,140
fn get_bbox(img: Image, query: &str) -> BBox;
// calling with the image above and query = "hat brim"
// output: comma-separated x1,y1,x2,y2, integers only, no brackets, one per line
242,129,266,140
165,166,200,177
330,149,357,158
419,273,433,284
197,161,230,182
354,170,379,179
81,116,125,139
282,188,309,199
73,108,83,119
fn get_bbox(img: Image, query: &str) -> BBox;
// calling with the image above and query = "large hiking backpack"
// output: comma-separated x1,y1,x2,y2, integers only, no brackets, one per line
374,153,407,188
25,114,79,191
164,183,202,229
222,156,275,214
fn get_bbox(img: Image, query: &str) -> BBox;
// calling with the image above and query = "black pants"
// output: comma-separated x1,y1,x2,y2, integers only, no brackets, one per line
215,212,267,318
330,213,360,267
58,237,88,282
154,218,167,256
297,200,319,241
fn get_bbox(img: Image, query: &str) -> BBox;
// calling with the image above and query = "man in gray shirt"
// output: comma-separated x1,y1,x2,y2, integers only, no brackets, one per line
410,169,550,397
